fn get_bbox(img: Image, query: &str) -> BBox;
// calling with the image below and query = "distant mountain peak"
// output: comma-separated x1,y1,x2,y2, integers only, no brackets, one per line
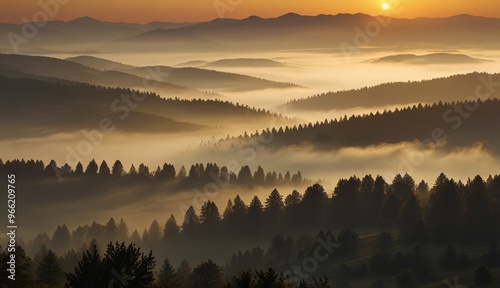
278,12,302,18
71,16,100,23
244,15,263,21
371,52,485,64
450,13,482,19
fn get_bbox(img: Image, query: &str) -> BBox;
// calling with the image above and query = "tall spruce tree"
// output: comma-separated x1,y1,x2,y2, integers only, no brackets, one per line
37,250,63,288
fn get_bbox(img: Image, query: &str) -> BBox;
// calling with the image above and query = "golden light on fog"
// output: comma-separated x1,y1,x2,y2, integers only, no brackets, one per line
2,0,500,23
382,3,390,10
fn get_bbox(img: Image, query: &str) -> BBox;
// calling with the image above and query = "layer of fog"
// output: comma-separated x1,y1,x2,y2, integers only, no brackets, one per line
0,130,229,172
8,139,500,242
189,141,500,187
5,48,500,241
46,49,500,124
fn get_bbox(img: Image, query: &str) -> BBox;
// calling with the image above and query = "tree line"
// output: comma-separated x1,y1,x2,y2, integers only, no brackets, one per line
281,72,500,111
3,228,499,288
22,172,500,260
21,174,500,255
0,159,307,188
221,97,500,151
4,172,500,287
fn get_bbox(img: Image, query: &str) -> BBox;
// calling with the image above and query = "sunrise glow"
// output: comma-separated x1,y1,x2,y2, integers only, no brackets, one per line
0,0,499,23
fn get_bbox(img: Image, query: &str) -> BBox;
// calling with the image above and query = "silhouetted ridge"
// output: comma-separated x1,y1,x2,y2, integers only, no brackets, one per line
230,98,500,151
0,76,295,136
371,53,486,64
66,55,298,91
281,72,500,111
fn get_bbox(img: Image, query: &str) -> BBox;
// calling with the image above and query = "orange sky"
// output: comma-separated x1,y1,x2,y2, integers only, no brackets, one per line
1,0,499,24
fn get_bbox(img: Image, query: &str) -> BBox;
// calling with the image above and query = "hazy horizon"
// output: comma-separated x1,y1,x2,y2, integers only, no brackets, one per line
1,4,500,287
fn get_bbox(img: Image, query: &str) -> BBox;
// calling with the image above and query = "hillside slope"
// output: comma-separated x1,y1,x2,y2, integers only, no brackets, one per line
67,55,299,92
281,73,500,112
227,99,500,151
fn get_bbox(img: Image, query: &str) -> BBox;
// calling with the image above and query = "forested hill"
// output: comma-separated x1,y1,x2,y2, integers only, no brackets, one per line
0,53,205,97
66,56,300,92
227,98,500,151
0,76,294,137
281,73,500,111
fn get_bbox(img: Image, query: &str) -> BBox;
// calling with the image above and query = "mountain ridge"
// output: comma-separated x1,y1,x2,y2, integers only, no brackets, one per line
0,53,213,98
2,13,500,53
226,98,500,152
0,75,296,137
66,55,300,92
281,72,500,112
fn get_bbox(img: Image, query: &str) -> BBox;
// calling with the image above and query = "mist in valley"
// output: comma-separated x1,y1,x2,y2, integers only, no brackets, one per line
44,49,500,114
2,11,500,288
3,48,500,241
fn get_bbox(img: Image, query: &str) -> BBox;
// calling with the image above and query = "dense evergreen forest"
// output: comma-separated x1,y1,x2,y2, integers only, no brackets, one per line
1,162,499,287
0,76,295,137
2,87,500,288
222,98,500,152
0,159,307,188
282,73,500,111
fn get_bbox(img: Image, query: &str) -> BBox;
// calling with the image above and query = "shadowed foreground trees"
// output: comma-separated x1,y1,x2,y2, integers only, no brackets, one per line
177,259,192,288
157,257,178,288
37,250,63,287
66,242,155,288
474,265,492,286
395,268,416,288
228,269,286,288
0,245,34,287
20,171,500,263
191,259,224,288
5,170,500,287
65,245,102,288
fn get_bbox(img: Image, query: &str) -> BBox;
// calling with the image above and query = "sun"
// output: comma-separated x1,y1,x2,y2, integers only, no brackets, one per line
382,3,390,10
